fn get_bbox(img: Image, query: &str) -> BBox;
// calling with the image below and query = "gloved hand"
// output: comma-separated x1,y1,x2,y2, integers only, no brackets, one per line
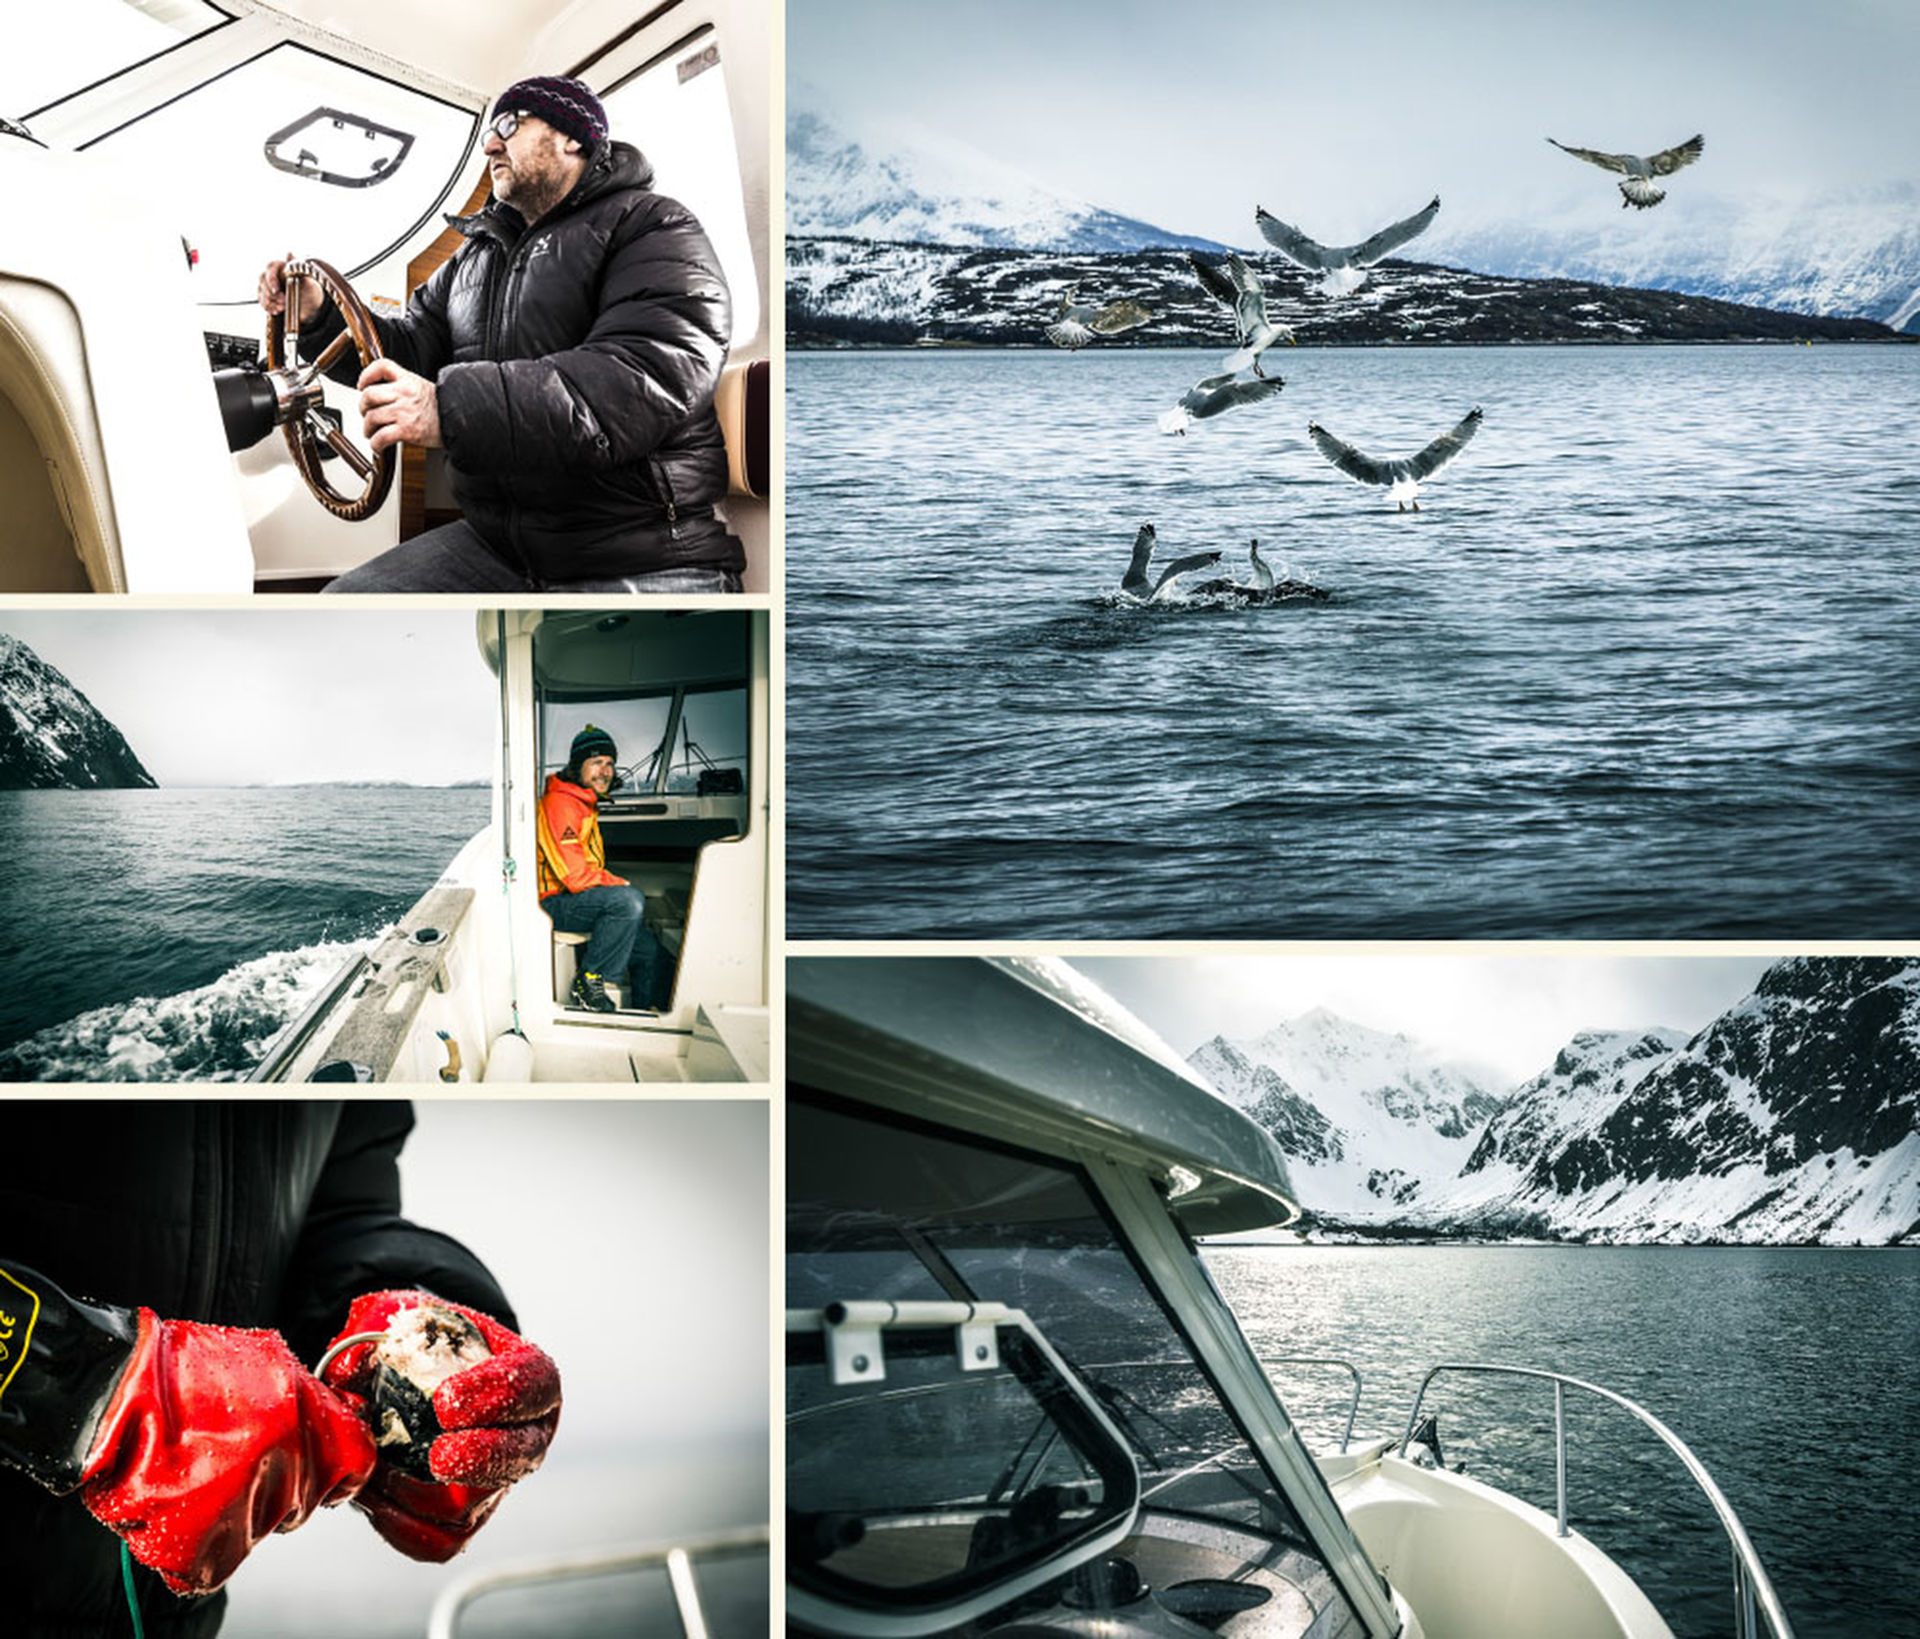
82,1312,379,1592
320,1289,560,1561
0,1259,376,1596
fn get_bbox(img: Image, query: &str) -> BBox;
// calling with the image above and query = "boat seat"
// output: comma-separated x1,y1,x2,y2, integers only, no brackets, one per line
0,276,122,590
714,357,769,498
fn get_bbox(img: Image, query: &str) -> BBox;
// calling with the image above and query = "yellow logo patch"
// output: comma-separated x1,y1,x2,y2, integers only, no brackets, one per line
0,1268,40,1405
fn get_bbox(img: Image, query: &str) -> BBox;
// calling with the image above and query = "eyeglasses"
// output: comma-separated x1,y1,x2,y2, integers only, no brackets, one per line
488,110,531,141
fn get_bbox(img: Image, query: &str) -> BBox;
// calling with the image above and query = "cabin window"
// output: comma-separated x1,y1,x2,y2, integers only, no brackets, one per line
601,28,761,348
5,0,230,123
788,1094,1366,1637
79,43,474,305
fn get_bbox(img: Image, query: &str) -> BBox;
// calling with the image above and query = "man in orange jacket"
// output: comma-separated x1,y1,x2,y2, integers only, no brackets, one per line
536,724,670,1012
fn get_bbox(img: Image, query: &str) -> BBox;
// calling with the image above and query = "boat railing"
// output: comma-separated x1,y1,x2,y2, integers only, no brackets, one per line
1257,1356,1363,1454
1399,1363,1795,1639
246,950,371,1081
424,1525,768,1639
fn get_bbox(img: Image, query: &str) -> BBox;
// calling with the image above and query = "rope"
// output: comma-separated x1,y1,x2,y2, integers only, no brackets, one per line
120,1541,146,1639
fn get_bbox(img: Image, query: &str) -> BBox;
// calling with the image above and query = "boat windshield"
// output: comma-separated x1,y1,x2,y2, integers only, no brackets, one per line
4,0,229,122
788,1092,1366,1638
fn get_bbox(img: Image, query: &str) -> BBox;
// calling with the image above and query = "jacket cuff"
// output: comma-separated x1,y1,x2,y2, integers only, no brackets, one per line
0,1260,139,1493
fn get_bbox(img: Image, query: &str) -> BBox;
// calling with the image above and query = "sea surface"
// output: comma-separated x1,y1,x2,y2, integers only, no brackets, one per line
786,344,1920,937
1208,1243,1918,1639
0,785,488,1080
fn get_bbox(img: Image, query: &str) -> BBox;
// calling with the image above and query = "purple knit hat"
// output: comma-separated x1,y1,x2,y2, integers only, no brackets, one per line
492,76,608,152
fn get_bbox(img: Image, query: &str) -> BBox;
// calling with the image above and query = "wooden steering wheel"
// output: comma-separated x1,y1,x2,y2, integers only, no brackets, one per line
263,257,396,521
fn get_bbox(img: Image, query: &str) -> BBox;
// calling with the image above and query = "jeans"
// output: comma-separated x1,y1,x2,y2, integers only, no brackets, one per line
543,884,672,1010
322,518,744,594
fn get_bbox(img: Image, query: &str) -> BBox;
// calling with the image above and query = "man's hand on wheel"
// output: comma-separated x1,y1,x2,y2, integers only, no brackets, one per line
358,358,443,452
257,254,323,320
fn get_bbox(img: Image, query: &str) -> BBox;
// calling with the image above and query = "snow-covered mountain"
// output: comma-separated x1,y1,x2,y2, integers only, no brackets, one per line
0,633,155,789
1416,959,1920,1246
1194,963,1919,1245
1191,1009,1508,1221
787,107,1226,253
1422,184,1920,333
788,103,1920,328
789,237,1894,348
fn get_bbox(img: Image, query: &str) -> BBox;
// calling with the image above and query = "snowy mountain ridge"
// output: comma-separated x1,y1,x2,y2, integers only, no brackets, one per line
789,104,1920,327
1188,959,1919,1246
0,633,155,789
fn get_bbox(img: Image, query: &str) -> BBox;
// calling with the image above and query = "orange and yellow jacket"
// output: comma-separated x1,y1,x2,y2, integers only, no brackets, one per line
536,773,628,899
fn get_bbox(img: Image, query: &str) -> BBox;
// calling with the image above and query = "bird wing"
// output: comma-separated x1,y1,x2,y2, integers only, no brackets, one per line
1182,375,1285,417
1150,550,1225,598
1045,319,1095,347
1224,253,1264,296
1548,137,1632,175
1090,299,1152,335
1648,133,1704,176
1348,195,1442,266
1405,407,1484,480
1121,524,1157,590
1186,252,1240,307
1256,206,1337,271
1308,422,1394,486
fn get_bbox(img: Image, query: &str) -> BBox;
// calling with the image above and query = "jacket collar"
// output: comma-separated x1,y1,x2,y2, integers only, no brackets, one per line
542,771,599,806
452,140,653,245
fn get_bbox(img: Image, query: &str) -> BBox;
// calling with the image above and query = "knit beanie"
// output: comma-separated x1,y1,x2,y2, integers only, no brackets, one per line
569,724,617,766
493,76,608,153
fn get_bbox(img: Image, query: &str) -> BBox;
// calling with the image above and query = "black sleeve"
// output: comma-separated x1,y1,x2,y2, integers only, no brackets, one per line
274,1103,515,1368
0,1259,138,1493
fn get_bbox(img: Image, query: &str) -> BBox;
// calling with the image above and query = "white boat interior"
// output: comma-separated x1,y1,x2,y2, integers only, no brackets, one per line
786,957,1796,1639
254,608,769,1083
0,0,770,592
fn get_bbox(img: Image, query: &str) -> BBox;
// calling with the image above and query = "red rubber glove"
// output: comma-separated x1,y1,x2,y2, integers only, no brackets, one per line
80,1309,378,1594
320,1289,560,1561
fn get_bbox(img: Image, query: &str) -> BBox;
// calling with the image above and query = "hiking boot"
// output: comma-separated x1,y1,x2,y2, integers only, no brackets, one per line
570,970,617,1013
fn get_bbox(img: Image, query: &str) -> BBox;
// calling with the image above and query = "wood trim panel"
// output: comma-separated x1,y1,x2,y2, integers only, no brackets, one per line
399,169,490,540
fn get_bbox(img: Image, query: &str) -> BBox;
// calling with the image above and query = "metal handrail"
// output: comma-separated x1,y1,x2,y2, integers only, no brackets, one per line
1258,1356,1363,1454
245,950,371,1081
1398,1363,1795,1639
425,1525,768,1639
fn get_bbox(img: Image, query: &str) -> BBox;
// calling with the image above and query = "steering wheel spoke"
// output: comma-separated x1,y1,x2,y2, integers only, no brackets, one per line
265,257,394,521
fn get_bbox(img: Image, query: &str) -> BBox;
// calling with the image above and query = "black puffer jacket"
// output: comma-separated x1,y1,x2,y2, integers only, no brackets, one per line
0,1102,512,1639
321,140,737,582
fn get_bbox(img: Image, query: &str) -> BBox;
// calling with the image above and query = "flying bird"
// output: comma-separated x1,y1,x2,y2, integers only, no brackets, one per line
1254,195,1441,295
1187,252,1294,375
1547,134,1703,209
1307,407,1483,512
1158,371,1286,435
1045,284,1152,349
1119,524,1223,602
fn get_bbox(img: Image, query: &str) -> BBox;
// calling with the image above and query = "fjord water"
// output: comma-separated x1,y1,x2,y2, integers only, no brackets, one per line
787,343,1920,937
1209,1244,1917,1639
0,786,487,1079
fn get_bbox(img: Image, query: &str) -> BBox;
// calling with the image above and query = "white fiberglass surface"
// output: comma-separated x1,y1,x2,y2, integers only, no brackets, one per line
82,43,475,304
3,0,227,121
603,30,760,348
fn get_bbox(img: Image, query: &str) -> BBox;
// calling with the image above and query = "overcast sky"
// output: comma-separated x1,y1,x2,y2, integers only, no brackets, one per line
1070,952,1772,1085
1,610,495,787
792,0,1920,245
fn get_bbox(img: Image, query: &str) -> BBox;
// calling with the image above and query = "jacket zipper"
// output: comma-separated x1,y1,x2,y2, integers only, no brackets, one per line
652,458,680,535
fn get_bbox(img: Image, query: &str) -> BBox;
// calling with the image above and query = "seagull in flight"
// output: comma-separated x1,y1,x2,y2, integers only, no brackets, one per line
1307,407,1483,512
1045,284,1152,349
1547,134,1703,209
1187,252,1294,376
1119,524,1223,602
1158,371,1286,435
1255,195,1441,295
